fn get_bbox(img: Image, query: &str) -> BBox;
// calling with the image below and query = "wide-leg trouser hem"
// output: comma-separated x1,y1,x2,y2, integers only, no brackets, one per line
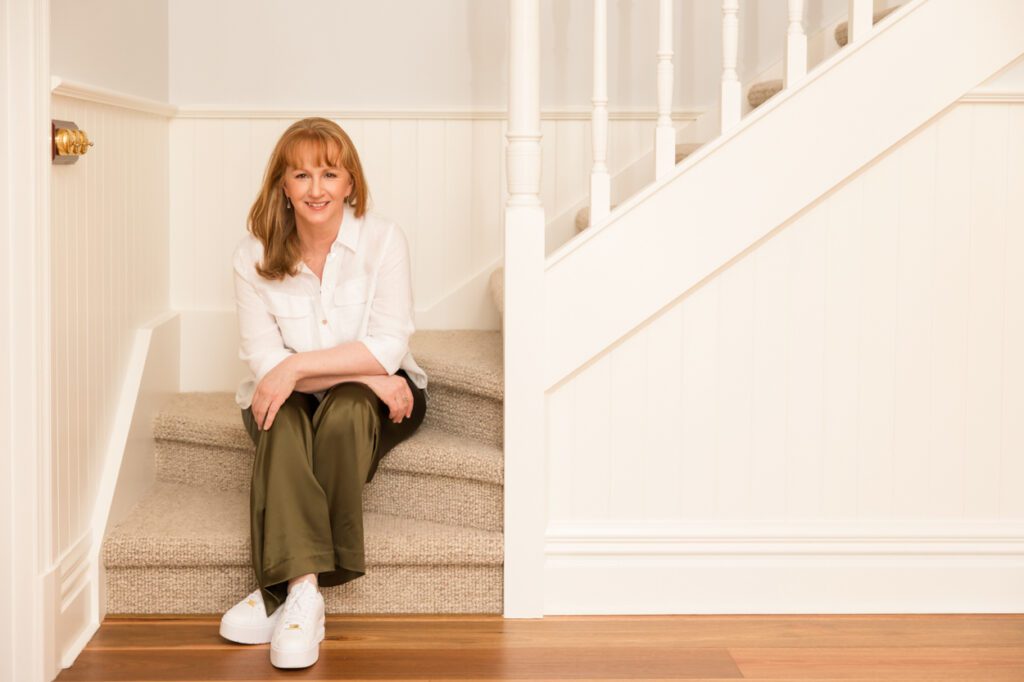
259,551,337,617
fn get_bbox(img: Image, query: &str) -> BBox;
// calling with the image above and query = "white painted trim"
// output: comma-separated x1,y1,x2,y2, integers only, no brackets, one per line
2,1,54,680
46,530,94,670
546,521,1024,556
50,76,177,117
174,106,706,121
959,90,1024,103
544,558,1024,615
545,523,1024,614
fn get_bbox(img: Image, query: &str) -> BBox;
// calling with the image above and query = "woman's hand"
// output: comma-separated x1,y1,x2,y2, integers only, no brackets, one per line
251,357,298,431
363,374,414,424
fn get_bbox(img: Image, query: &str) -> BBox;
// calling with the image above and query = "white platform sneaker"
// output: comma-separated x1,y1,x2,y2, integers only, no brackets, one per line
219,588,281,644
270,581,326,669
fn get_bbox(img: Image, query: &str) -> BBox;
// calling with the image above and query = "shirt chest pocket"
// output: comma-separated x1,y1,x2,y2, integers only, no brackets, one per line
330,275,370,339
263,291,315,351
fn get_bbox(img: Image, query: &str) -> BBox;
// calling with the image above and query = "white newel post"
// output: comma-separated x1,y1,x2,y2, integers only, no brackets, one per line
589,0,610,226
504,0,546,618
655,0,675,180
720,0,741,131
848,0,872,45
784,0,807,87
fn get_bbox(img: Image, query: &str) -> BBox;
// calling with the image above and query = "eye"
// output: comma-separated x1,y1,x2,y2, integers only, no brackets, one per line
326,172,337,178
295,172,307,179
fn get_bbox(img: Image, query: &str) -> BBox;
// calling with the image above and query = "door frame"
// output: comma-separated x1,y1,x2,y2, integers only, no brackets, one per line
1,0,56,680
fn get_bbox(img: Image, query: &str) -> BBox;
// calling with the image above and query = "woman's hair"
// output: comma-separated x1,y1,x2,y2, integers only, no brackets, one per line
248,117,369,280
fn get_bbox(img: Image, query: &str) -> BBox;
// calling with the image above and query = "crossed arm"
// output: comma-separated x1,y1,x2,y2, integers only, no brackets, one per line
249,340,408,428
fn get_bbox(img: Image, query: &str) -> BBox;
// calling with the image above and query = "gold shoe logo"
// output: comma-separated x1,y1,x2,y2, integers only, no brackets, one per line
287,624,301,630
246,599,257,607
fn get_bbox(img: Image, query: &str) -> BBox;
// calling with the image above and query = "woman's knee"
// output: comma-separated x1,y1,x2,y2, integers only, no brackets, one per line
314,382,380,440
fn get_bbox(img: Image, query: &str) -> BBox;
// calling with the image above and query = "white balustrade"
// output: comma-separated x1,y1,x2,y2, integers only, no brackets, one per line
590,0,610,226
784,0,807,87
720,0,740,131
506,0,542,208
848,0,872,45
655,0,675,180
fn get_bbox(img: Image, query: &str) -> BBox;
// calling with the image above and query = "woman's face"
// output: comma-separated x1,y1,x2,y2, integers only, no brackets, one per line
281,144,353,232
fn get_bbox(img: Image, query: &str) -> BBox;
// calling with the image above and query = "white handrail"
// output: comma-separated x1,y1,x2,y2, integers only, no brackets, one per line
589,0,610,226
654,0,675,179
784,0,807,86
720,0,741,132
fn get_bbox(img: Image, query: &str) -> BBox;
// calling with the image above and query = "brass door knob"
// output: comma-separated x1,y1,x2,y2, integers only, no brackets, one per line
52,119,94,164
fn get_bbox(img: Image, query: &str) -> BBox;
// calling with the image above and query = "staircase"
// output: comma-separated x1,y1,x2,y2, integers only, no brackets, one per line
102,330,505,614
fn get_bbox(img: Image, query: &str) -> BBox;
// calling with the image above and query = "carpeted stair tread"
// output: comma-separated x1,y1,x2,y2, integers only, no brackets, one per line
835,5,901,47
104,482,503,568
748,79,783,109
409,330,503,402
155,394,503,486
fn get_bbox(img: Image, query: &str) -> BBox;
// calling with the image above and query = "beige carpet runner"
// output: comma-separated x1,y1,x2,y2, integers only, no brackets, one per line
102,330,505,614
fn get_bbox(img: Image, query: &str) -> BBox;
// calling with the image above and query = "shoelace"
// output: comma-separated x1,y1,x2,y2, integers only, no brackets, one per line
279,583,319,630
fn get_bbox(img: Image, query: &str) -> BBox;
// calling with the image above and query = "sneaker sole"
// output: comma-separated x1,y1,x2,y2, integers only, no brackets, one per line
219,618,278,645
270,619,325,669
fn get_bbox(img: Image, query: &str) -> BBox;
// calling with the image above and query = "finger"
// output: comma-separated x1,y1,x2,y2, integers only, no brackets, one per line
263,396,284,430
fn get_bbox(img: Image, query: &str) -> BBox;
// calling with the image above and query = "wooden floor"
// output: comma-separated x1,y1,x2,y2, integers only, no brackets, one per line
57,614,1024,681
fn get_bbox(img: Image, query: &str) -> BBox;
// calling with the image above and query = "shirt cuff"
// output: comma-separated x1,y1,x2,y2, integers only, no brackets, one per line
359,336,406,375
251,349,294,382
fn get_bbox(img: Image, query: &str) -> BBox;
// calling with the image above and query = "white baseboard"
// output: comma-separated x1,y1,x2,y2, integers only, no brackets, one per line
45,531,95,670
544,521,1024,614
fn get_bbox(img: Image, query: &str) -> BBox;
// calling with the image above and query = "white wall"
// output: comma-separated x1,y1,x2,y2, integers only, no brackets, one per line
544,101,1024,612
168,0,880,111
51,0,168,102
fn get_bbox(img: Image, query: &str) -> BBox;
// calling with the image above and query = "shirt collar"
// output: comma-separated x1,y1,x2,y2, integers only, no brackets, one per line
333,203,362,253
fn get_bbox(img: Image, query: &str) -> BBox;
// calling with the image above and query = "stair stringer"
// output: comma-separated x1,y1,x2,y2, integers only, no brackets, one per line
542,0,1024,390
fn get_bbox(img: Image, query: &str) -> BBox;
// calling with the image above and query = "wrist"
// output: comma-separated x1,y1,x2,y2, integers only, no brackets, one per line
282,353,303,381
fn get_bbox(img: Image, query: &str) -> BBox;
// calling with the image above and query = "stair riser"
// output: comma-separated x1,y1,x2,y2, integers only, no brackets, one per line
105,565,502,614
424,387,502,449
155,441,503,531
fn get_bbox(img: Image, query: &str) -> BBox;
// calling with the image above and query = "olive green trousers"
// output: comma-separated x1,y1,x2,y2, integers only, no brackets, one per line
240,369,427,617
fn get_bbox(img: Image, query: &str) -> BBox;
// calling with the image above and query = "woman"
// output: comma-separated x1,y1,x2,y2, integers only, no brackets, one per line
218,117,428,670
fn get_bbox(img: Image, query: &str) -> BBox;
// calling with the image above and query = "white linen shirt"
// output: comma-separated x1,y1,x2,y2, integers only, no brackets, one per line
233,204,428,410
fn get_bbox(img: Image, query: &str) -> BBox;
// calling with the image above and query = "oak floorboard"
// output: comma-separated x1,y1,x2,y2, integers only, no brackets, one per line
57,614,1024,681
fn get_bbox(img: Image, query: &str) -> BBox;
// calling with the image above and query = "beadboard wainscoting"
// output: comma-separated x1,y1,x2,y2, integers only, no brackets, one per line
49,90,172,663
543,101,1024,613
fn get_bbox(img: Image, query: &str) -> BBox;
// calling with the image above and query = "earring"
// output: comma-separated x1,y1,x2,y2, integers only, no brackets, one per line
285,195,292,209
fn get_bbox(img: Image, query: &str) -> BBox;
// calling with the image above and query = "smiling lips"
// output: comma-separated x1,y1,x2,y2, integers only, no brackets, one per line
305,201,329,210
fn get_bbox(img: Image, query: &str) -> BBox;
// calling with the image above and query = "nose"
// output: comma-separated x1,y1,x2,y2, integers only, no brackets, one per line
308,176,324,198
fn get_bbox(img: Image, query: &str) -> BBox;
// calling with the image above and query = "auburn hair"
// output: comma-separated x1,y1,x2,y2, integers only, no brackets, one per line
247,117,369,280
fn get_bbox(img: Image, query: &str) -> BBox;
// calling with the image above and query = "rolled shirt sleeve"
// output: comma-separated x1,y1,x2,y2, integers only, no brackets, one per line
358,225,415,375
234,251,294,383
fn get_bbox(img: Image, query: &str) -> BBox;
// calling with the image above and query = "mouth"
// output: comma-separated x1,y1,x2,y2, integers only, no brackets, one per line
305,201,330,211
